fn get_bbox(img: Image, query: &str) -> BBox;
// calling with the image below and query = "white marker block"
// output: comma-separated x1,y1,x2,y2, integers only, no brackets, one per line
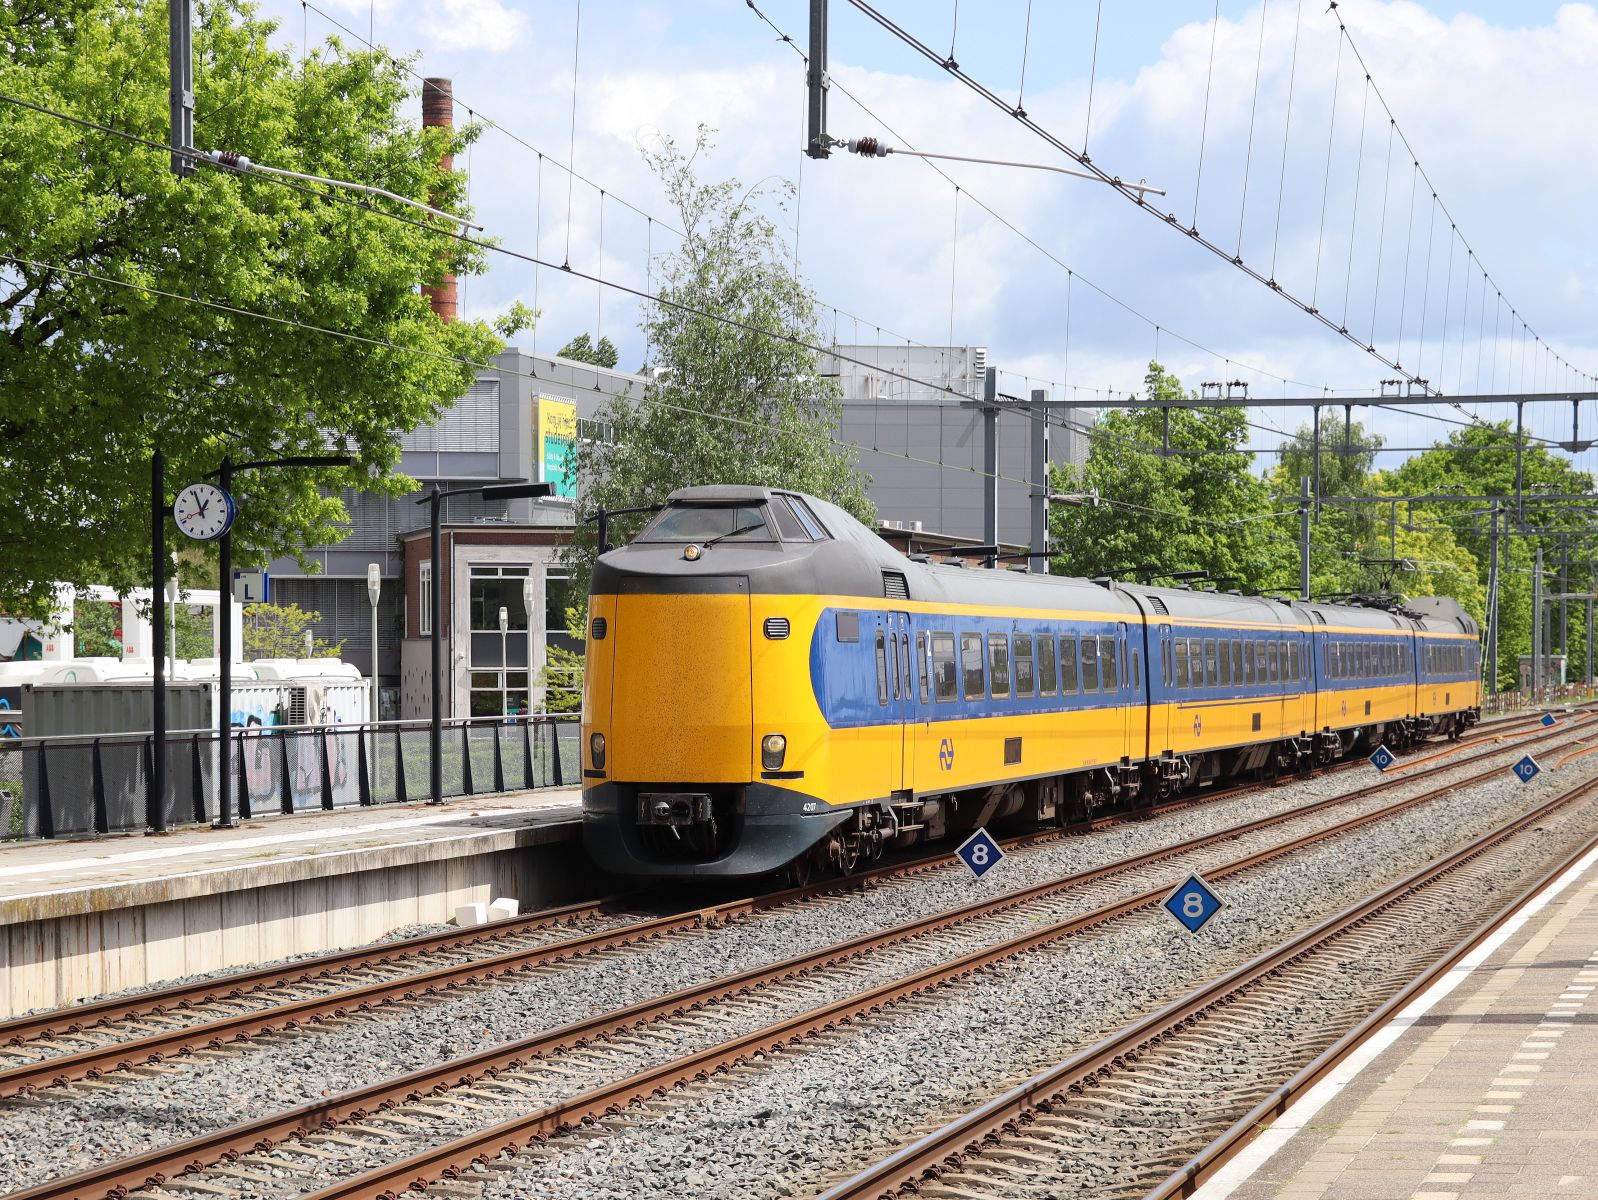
487,897,520,921
455,902,489,928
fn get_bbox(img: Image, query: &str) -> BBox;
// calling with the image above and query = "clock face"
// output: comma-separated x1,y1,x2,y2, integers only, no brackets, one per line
173,483,236,541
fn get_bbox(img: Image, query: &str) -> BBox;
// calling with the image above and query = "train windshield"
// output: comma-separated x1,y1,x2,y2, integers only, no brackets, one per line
636,503,772,543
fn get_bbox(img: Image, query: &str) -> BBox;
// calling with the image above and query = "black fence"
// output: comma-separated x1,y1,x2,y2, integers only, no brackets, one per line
0,715,580,841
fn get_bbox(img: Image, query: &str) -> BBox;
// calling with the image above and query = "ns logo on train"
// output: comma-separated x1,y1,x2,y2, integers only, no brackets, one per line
938,737,955,771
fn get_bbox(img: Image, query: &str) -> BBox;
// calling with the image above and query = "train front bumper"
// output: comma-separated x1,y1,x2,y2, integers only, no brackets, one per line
581,781,854,878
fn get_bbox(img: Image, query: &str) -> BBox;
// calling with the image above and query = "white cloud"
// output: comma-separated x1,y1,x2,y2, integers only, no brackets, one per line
420,0,526,53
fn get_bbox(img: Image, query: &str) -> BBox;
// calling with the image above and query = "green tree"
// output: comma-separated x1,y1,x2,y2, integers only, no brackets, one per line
243,602,342,658
557,332,619,369
71,597,123,657
1049,363,1296,593
565,129,874,594
536,605,585,714
0,1,501,620
1266,415,1386,599
1385,423,1595,689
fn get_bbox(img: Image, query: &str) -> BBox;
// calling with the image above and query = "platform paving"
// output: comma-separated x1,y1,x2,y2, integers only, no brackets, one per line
1210,845,1598,1200
0,790,584,1017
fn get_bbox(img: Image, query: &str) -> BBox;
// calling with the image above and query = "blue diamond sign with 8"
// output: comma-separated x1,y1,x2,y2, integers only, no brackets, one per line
1163,873,1224,934
954,828,1004,879
1512,755,1541,783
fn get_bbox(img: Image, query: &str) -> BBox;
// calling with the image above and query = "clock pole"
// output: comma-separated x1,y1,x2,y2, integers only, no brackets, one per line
150,447,169,835
217,456,235,828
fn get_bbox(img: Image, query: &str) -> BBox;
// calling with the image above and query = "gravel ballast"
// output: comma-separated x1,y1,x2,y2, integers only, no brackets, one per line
0,728,1587,1194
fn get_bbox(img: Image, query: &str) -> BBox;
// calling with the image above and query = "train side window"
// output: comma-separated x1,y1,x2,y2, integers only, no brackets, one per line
1231,640,1244,684
1267,641,1280,682
1253,640,1266,680
1081,636,1101,692
917,633,929,703
888,632,900,700
1038,633,1057,697
788,496,831,539
836,611,860,643
932,633,957,702
1061,635,1080,693
767,496,810,540
1189,638,1204,686
1014,634,1035,698
988,633,1011,698
901,633,912,699
1201,638,1216,687
1100,636,1119,691
1218,639,1232,686
1290,642,1302,682
1162,638,1173,688
1174,638,1190,689
875,633,889,706
1242,641,1254,685
1131,647,1142,689
961,633,985,700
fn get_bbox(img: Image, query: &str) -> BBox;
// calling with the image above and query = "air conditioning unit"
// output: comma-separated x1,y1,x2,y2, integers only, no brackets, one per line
911,520,924,533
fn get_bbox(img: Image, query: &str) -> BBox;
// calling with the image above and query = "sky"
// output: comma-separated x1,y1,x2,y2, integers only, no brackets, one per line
248,0,1598,478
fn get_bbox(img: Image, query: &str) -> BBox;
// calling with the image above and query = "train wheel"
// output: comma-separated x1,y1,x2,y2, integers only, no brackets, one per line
783,850,818,889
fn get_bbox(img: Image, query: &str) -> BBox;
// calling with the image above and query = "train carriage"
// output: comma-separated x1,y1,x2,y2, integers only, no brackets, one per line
581,485,1482,880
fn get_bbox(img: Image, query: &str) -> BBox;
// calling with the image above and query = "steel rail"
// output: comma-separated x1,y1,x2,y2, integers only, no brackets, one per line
17,731,1545,1200
1141,830,1598,1198
270,736,1583,1200
1,703,1554,1054
815,776,1598,1200
0,711,1579,1102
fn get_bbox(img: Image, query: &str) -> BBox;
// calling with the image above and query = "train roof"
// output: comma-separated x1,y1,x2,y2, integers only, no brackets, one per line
605,488,1477,636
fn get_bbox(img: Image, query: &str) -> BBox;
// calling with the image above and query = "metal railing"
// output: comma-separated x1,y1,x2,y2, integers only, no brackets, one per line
1482,683,1598,716
0,714,580,841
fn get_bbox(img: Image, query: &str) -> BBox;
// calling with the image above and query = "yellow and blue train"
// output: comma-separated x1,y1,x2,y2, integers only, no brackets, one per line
581,485,1481,881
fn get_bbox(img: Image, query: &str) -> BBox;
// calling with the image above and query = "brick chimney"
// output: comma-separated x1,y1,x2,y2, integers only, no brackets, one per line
420,77,458,323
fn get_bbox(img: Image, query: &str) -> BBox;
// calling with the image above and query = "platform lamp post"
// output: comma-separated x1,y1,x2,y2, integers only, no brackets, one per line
209,453,354,829
498,606,509,717
524,572,536,712
420,480,554,805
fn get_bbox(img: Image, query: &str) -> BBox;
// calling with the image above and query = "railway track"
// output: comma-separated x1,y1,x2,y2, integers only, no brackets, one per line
0,706,1576,1102
817,778,1598,1200
17,712,1589,1200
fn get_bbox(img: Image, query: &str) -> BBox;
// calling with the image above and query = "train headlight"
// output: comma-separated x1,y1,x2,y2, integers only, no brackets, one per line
761,732,787,770
590,732,606,770
683,543,702,561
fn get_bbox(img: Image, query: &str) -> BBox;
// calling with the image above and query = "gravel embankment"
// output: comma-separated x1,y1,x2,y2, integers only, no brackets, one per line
0,730,1582,1194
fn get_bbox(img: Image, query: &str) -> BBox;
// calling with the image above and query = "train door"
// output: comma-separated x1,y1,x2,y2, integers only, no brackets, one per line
889,611,914,795
1152,624,1173,753
1116,622,1135,761
1291,630,1313,734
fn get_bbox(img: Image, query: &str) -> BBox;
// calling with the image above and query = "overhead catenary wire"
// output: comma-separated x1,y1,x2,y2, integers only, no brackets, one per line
840,0,1598,396
304,0,928,360
744,5,1352,397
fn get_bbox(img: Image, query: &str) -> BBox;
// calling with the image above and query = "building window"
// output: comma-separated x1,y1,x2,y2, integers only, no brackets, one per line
545,568,579,652
468,564,532,716
418,562,432,636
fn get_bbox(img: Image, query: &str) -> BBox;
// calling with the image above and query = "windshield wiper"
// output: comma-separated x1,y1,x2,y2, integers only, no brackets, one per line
701,522,767,547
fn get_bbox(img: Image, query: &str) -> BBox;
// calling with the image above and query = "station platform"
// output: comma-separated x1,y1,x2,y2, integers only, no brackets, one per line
0,790,586,1019
1203,840,1598,1200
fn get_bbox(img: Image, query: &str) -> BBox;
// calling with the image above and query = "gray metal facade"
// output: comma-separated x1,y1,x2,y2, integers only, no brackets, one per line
268,348,646,684
825,345,1093,545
